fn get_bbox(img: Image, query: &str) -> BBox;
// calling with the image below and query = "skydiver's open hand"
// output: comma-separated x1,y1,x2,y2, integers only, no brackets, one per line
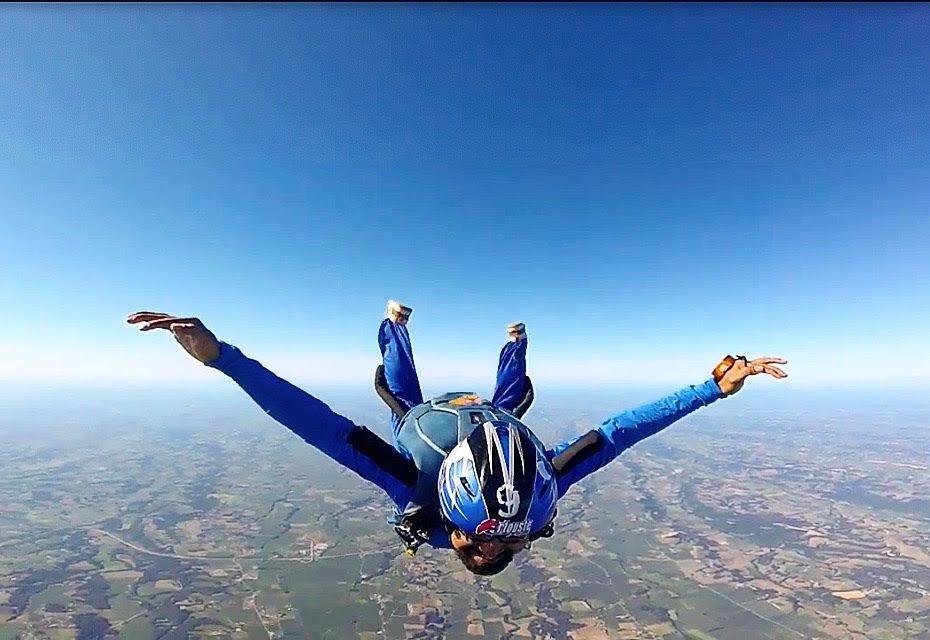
715,356,787,396
126,312,221,364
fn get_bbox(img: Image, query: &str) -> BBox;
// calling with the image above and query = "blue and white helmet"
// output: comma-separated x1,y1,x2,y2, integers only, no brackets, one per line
438,419,557,540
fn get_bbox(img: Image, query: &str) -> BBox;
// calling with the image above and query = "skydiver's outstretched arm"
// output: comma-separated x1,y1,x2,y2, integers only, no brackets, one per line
127,312,416,508
547,380,723,496
547,356,787,498
491,323,533,417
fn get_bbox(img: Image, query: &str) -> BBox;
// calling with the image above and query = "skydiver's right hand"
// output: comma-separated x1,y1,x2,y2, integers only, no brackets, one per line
714,355,787,396
126,312,221,364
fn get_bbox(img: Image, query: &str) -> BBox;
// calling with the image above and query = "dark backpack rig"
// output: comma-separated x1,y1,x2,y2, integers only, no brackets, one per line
374,366,604,555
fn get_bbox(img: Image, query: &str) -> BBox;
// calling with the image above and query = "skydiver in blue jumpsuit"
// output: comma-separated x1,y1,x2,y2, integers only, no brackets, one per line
127,305,787,575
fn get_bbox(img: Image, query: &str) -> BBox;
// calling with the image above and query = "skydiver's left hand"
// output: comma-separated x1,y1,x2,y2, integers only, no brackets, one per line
716,356,787,396
126,311,221,364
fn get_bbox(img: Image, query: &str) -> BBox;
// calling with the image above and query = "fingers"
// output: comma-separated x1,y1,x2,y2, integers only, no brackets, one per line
762,365,787,378
746,357,788,377
137,317,202,332
137,316,180,331
747,363,788,378
127,311,173,324
127,312,205,335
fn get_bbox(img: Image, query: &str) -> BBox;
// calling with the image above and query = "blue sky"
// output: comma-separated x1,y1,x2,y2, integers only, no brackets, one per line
1,4,928,387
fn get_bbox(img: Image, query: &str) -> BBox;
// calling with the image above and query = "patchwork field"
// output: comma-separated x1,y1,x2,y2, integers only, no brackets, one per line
2,389,929,638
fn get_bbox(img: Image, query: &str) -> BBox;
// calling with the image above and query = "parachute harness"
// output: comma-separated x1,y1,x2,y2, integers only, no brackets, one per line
394,506,442,557
389,393,557,555
395,522,430,556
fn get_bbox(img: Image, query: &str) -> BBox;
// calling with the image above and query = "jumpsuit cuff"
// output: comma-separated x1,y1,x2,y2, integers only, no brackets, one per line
205,341,241,372
696,377,726,403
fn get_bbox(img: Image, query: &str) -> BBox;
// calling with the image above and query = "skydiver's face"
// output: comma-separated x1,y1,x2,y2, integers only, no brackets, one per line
450,529,529,566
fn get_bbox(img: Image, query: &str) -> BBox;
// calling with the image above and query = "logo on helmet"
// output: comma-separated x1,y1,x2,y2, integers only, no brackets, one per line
496,483,520,518
474,518,533,538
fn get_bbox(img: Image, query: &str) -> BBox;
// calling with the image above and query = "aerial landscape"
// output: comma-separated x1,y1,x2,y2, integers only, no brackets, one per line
3,386,929,639
2,4,926,640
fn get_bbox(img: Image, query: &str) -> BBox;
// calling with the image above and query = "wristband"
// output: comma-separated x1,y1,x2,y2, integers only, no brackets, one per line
712,354,746,383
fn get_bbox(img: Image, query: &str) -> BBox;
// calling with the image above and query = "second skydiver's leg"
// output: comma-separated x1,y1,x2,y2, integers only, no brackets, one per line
378,300,424,449
491,323,532,414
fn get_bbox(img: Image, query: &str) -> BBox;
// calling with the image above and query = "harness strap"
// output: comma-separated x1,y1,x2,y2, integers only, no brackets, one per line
374,365,409,420
346,425,418,487
512,376,535,419
394,505,443,556
551,430,605,477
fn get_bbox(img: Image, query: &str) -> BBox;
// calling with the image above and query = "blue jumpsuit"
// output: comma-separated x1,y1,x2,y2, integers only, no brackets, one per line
377,319,531,453
207,320,724,549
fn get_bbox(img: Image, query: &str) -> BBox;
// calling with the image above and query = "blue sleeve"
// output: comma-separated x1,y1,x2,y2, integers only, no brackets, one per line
428,528,452,549
207,342,413,507
550,379,725,497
